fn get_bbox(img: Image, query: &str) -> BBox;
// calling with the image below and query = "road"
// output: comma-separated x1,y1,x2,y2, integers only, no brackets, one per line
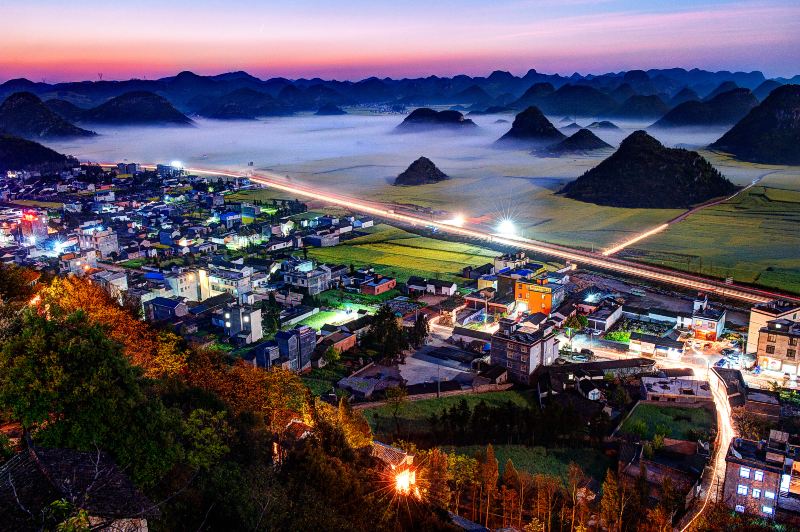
96,162,800,305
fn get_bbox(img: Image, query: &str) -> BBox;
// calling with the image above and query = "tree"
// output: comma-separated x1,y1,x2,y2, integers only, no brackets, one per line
566,462,588,532
261,291,282,336
366,305,407,362
481,444,499,527
419,447,451,509
323,345,340,364
409,313,430,348
448,453,479,515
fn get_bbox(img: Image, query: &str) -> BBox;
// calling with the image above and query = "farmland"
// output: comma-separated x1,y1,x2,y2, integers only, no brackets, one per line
629,186,800,294
306,223,500,283
618,403,716,441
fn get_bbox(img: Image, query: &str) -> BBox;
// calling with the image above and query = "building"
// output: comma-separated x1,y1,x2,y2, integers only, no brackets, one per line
640,376,712,403
90,269,128,301
629,332,685,359
59,250,98,275
692,294,726,341
243,341,281,369
587,302,623,332
275,325,317,371
165,268,210,302
77,223,119,259
722,431,800,520
748,301,800,354
407,276,457,297
756,319,800,377
207,261,253,298
145,296,189,321
514,276,565,314
220,304,263,345
18,210,48,244
284,265,331,296
360,276,396,296
490,320,558,384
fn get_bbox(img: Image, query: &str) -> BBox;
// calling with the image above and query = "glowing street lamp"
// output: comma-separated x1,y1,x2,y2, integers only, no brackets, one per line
394,468,416,495
496,218,516,236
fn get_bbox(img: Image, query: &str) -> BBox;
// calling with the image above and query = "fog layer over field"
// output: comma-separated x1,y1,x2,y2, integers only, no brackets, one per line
45,112,795,252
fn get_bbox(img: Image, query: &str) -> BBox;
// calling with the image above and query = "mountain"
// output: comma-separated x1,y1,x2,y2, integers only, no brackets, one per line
540,84,617,116
315,103,346,116
198,88,288,119
669,87,700,106
609,95,670,119
467,105,514,116
0,134,79,173
510,82,555,109
453,85,492,105
610,83,637,103
652,88,757,128
396,108,476,131
394,157,449,185
587,120,621,130
542,129,612,156
560,122,582,132
79,91,192,124
0,92,95,139
496,106,565,147
704,81,738,100
709,84,800,165
561,130,736,208
44,99,86,122
752,80,783,102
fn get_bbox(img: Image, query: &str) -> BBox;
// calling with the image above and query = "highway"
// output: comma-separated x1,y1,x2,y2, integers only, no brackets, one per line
101,162,800,305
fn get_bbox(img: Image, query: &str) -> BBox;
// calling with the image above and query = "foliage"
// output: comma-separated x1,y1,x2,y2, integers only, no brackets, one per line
619,403,715,441
604,330,631,343
364,305,408,362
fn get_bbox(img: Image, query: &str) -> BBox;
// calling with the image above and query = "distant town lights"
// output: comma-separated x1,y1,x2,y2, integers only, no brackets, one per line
170,160,184,169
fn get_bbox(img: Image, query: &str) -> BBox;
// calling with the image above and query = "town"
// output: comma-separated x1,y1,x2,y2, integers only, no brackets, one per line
1,158,800,530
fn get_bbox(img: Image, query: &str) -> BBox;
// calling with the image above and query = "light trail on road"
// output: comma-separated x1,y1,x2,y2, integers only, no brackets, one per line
96,162,800,305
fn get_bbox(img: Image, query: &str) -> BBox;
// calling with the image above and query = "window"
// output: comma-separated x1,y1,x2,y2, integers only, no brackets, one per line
764,491,775,499
766,345,775,354
768,333,777,342
737,485,748,495
762,506,773,515
735,505,745,513
754,471,764,481
788,349,796,359
740,467,751,478
752,488,761,498
791,337,799,346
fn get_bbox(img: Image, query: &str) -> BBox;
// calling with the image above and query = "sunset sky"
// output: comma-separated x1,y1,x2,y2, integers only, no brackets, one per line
2,0,798,82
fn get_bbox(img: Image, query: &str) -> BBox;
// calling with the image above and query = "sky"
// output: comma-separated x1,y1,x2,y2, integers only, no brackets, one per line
1,0,799,82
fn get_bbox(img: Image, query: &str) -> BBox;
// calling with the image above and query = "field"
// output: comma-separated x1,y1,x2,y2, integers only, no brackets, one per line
618,403,715,441
302,363,351,396
306,224,500,283
363,390,536,438
630,186,800,294
450,445,612,483
7,199,64,209
291,304,373,330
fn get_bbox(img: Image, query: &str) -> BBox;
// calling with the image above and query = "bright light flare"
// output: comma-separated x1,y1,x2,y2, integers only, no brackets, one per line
394,468,416,495
170,160,184,169
496,218,516,236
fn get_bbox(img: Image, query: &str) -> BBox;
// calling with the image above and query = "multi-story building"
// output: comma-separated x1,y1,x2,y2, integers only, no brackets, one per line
165,268,210,302
207,261,253,298
722,431,800,520
18,210,48,244
275,325,317,371
756,319,800,377
692,295,726,341
748,301,800,354
284,265,331,295
90,269,128,302
59,250,98,275
77,222,119,259
220,304,263,345
490,320,558,384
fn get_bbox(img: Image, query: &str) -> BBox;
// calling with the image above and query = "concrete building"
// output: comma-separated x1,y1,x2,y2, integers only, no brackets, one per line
587,302,623,332
90,269,128,302
77,223,119,259
18,210,48,244
490,319,558,384
640,376,712,403
145,296,188,322
165,268,210,302
748,301,800,354
692,295,726,341
221,304,263,345
722,431,800,520
514,276,565,315
275,325,316,371
360,276,396,296
207,261,253,298
59,250,98,275
629,332,685,359
756,319,800,377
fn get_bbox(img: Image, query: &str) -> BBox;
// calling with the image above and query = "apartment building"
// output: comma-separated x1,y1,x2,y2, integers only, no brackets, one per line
756,319,800,377
748,301,800,354
490,319,558,384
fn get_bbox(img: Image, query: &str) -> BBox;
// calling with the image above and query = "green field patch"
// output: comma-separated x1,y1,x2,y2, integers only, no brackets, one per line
618,403,715,441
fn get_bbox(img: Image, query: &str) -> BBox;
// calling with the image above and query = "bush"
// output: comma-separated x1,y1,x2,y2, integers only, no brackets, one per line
605,331,631,343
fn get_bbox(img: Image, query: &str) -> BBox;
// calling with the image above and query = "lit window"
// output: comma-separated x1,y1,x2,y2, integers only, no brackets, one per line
764,491,775,499
754,471,764,481
737,485,748,496
735,505,745,513
752,488,761,499
740,467,751,478
763,506,773,515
